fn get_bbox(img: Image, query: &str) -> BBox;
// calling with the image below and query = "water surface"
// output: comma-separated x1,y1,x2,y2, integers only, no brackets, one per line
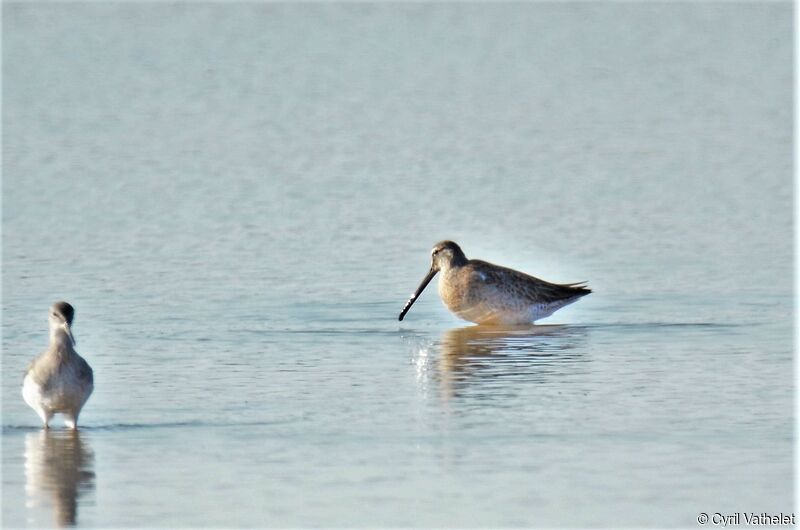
2,3,793,527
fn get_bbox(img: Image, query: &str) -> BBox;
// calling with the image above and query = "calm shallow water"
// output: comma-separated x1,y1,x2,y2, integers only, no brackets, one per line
2,3,793,528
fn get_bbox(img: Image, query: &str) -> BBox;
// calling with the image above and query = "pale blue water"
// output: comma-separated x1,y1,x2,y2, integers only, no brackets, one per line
2,3,793,528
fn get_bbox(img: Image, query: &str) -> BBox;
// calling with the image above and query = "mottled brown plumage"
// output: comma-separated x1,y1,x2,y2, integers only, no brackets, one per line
399,241,590,325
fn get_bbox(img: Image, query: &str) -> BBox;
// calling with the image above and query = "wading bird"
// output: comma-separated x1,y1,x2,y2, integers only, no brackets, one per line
399,241,590,325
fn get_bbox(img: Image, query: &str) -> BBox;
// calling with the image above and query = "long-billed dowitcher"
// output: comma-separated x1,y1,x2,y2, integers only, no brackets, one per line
22,302,94,429
398,241,591,325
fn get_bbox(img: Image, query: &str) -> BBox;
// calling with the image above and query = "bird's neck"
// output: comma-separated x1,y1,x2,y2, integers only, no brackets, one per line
449,251,468,268
49,328,75,353
439,263,461,282
442,258,468,274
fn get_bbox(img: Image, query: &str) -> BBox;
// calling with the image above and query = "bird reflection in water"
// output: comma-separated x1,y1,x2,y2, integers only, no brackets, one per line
414,325,587,403
24,429,95,527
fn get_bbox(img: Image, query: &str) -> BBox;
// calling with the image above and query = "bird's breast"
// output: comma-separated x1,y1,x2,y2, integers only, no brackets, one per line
436,266,539,325
438,269,467,311
438,268,495,322
24,357,92,411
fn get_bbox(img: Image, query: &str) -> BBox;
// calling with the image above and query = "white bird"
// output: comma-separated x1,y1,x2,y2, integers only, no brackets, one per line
22,302,93,429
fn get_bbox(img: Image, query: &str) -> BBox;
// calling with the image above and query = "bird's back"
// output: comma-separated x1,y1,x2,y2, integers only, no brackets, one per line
472,260,590,302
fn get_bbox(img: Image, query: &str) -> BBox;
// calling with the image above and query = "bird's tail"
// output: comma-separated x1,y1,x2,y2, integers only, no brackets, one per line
563,281,591,296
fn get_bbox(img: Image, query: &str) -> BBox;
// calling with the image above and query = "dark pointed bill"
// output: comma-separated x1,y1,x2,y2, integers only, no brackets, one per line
398,268,438,321
64,322,76,346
